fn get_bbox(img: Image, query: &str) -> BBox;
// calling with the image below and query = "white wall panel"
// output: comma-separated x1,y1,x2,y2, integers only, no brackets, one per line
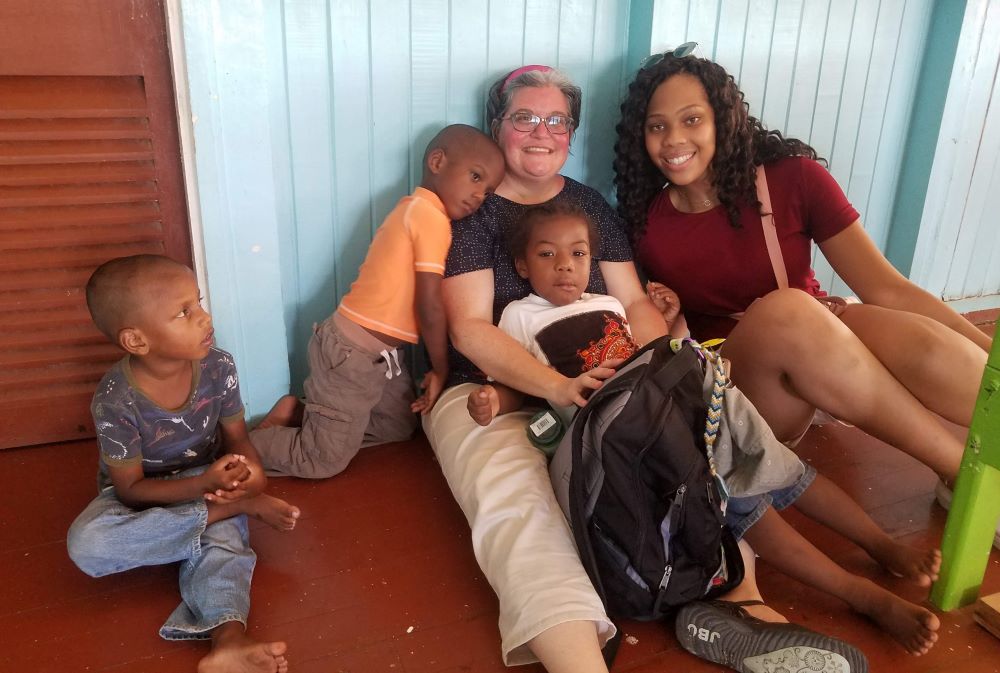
912,0,1000,306
783,0,828,142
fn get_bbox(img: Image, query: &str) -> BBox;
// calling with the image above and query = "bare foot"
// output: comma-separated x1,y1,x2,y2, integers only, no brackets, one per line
870,539,941,587
244,494,300,531
740,602,790,624
257,395,304,430
199,624,289,673
848,579,939,655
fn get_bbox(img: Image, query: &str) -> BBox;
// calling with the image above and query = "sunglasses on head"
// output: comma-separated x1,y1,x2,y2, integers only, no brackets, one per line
640,41,700,70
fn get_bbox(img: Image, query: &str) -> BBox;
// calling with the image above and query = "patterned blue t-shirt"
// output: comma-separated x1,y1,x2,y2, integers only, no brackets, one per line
91,347,244,486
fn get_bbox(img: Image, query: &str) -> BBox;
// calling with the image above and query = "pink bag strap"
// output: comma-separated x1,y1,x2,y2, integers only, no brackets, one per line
755,164,788,290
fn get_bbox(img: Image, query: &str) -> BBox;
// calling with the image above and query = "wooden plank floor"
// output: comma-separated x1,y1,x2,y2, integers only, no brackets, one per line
2,320,998,673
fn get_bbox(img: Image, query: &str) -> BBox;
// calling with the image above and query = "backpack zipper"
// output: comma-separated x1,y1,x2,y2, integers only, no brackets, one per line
671,484,687,528
652,564,673,614
659,564,674,592
652,484,686,614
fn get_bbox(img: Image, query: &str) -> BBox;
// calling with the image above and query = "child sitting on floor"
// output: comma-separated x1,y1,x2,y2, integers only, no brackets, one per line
251,123,504,479
67,254,300,673
467,202,942,656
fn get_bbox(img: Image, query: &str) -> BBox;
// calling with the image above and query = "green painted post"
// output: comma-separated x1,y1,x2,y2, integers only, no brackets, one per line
931,331,1000,610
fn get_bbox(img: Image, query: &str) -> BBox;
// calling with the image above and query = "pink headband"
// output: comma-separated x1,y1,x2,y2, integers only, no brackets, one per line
502,64,553,93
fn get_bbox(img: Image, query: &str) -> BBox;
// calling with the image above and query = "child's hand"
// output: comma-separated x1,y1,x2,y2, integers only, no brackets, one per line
467,385,500,426
204,455,256,504
555,359,623,407
646,281,681,327
202,454,250,494
411,369,447,415
204,480,252,504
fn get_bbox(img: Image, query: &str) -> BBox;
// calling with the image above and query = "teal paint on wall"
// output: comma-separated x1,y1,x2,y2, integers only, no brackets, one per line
179,0,292,417
624,0,654,90
885,0,967,274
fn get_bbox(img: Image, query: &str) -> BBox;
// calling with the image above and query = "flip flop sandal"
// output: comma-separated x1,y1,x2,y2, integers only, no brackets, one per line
675,599,869,673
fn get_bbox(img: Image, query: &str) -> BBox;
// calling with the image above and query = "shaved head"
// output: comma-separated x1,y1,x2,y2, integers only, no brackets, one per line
421,123,501,180
86,254,192,340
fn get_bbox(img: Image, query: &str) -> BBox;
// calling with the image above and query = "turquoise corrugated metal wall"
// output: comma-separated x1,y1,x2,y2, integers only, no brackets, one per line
176,0,997,415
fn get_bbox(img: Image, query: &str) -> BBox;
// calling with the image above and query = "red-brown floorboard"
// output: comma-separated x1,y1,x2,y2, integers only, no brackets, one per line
5,426,1000,672
2,314,998,672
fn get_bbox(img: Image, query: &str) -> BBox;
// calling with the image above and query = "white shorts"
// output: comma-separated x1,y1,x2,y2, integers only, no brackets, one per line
422,384,614,665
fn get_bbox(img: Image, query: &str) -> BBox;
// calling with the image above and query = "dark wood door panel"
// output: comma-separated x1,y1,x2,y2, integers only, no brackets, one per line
0,1,192,448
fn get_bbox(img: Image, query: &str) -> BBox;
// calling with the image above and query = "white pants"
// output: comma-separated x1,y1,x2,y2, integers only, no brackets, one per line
422,384,615,665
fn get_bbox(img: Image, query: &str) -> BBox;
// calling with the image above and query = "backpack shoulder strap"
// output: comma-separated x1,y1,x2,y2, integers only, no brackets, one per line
756,164,788,290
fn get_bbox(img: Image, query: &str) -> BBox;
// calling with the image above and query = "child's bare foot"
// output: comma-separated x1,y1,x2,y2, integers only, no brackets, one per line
257,395,303,429
740,601,789,623
869,539,941,587
244,494,300,531
199,623,288,673
848,579,939,654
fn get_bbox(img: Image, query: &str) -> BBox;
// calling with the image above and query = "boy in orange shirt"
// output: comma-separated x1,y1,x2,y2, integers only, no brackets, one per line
253,124,504,478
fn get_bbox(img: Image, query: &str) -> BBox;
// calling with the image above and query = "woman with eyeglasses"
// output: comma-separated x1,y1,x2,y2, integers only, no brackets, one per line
422,65,856,673
613,49,989,646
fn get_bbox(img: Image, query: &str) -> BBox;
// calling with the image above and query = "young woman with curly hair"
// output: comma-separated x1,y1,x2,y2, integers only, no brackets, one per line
613,52,991,525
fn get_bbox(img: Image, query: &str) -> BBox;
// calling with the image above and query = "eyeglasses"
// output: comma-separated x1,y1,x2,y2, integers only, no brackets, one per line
640,41,700,70
500,111,575,135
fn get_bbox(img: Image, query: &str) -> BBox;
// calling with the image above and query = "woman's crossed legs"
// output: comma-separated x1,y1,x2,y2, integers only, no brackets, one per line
722,289,978,482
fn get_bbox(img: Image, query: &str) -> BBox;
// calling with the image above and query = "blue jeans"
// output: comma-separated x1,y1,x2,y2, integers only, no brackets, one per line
725,463,817,540
66,465,256,640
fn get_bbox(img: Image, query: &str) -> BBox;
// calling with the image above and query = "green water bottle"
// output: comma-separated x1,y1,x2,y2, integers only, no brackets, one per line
527,409,565,458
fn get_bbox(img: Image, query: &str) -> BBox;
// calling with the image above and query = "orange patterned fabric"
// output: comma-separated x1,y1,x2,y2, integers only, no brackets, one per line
576,314,637,370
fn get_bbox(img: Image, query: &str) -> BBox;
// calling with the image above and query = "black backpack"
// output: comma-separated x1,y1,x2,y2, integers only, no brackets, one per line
549,336,744,622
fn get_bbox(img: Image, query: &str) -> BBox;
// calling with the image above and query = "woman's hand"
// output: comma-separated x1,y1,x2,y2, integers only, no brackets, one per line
557,359,624,407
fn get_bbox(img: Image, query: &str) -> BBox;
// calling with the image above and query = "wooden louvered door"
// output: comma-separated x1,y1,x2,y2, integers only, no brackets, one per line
0,0,192,449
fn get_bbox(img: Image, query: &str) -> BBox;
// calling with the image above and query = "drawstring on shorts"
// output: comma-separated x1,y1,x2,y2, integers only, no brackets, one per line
380,349,402,379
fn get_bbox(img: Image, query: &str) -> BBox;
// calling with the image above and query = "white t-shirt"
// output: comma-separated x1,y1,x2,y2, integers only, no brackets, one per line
498,292,638,421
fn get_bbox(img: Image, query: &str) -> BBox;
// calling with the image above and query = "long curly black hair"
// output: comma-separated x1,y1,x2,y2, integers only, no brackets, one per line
613,53,824,241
